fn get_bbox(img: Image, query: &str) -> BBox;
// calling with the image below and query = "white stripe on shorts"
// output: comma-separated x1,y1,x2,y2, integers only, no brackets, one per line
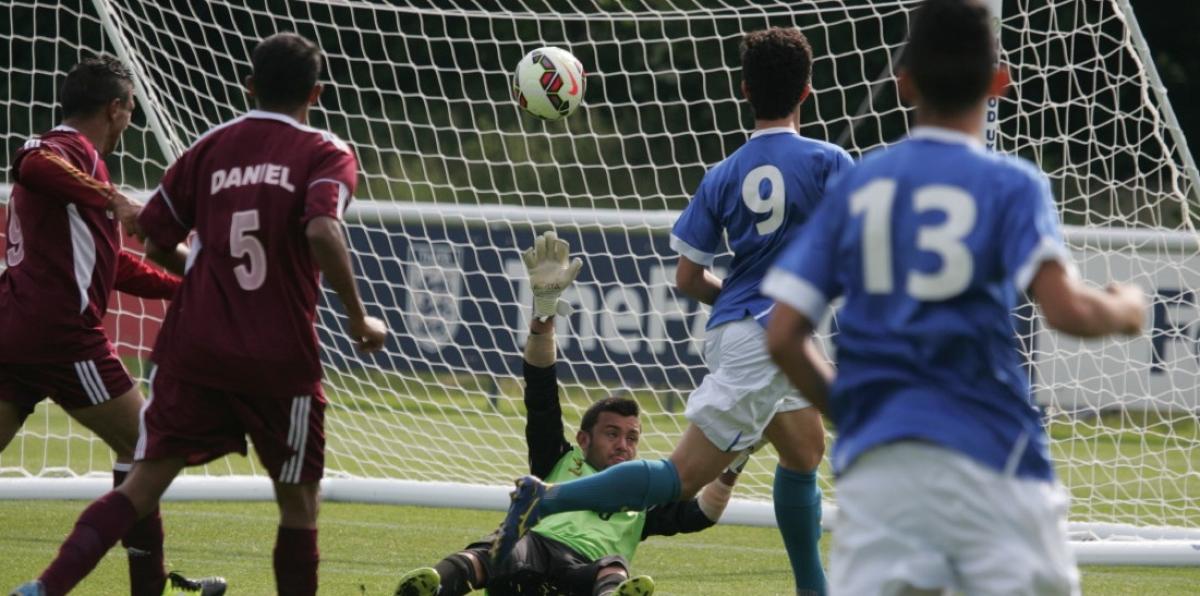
72,362,98,404
86,361,110,402
281,396,311,484
74,361,104,405
134,367,157,460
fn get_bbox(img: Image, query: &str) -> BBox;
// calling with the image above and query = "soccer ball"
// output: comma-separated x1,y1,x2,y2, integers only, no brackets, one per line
512,47,586,121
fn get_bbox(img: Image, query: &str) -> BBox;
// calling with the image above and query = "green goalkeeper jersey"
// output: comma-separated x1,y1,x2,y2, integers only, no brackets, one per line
530,446,647,561
521,360,716,564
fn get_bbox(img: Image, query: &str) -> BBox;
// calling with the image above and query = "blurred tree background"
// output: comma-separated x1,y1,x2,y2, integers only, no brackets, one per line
1134,0,1199,164
1,0,1196,226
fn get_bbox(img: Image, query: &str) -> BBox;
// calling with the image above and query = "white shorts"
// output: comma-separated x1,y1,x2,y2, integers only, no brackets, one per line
831,442,1080,596
684,318,811,452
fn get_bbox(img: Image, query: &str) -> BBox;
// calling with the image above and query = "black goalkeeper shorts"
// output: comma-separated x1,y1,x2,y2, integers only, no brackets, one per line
464,530,630,596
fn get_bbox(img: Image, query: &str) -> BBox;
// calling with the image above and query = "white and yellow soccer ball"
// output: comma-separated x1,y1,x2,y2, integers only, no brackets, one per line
512,47,586,121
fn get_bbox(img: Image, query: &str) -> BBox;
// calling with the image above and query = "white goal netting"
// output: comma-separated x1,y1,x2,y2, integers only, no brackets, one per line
3,0,1199,556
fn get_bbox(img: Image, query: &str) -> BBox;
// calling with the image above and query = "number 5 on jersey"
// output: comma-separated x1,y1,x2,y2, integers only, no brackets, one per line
231,209,266,290
850,179,977,301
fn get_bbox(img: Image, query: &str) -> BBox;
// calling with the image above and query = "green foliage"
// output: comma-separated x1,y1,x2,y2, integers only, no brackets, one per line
5,1,1194,226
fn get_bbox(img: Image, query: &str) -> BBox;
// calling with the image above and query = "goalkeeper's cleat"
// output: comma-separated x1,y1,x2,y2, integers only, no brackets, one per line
8,581,44,596
163,571,227,596
612,575,655,596
490,475,548,564
394,567,440,596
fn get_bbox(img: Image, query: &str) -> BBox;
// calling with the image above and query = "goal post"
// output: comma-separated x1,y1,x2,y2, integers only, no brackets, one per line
3,0,1200,565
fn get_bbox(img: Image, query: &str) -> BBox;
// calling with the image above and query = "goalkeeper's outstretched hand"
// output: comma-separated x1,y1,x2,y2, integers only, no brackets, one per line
523,230,583,321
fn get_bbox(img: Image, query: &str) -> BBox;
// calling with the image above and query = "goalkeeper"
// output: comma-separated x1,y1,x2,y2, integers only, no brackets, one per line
395,231,745,596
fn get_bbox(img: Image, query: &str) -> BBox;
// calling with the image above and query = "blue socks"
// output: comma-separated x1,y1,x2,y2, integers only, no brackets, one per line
541,458,681,515
774,464,826,596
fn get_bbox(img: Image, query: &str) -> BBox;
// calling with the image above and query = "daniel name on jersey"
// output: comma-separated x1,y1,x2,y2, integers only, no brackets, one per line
210,163,296,194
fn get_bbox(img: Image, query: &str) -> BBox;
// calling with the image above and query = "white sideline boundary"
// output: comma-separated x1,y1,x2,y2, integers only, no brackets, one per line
1,476,1199,566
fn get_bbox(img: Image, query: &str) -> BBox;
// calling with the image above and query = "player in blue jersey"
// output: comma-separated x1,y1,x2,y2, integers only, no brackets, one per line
492,28,852,596
761,1,1145,594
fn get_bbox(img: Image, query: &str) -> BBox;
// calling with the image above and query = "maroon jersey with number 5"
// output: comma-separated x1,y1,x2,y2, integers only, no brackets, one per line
138,110,357,396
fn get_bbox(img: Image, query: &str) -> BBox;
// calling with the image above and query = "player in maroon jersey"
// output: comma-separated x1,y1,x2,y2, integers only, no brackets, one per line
1,56,225,596
10,34,388,596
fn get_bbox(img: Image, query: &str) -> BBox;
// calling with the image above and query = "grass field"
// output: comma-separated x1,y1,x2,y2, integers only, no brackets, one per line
5,366,1199,527
2,367,1199,593
2,500,1200,595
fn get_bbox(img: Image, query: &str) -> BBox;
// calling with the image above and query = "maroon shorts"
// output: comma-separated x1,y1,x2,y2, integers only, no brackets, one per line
0,353,136,419
137,367,326,484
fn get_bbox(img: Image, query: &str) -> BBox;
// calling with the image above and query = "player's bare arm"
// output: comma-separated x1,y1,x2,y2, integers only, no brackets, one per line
765,303,833,417
305,215,387,352
1030,260,1145,337
675,255,722,306
525,317,556,366
110,190,142,237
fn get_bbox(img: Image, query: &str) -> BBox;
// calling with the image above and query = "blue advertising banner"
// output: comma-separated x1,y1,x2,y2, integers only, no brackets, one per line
319,221,722,388
311,209,1200,411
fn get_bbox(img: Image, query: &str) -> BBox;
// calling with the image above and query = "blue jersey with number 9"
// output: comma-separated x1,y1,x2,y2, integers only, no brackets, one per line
763,127,1073,481
671,127,853,330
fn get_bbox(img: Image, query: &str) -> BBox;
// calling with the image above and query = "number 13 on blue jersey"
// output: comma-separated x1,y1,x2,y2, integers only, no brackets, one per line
850,179,977,301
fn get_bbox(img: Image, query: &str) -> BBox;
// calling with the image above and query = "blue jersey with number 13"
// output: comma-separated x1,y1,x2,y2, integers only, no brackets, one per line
764,127,1073,481
671,127,853,330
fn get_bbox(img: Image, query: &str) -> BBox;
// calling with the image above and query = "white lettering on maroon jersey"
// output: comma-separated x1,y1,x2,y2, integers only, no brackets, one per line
210,163,295,195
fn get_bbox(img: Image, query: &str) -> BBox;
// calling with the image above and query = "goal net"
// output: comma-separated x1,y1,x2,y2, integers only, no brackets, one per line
3,0,1199,562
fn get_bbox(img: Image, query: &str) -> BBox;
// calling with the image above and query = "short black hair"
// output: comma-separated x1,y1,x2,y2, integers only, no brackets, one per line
251,33,323,109
741,27,813,120
580,396,639,433
60,55,133,119
902,0,996,114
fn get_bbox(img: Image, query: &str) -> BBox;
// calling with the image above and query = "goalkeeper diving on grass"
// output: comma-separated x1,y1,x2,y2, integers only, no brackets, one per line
394,231,746,596
492,27,845,596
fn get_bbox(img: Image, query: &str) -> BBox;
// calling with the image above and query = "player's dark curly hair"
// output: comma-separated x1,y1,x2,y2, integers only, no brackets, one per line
251,32,324,109
580,396,639,433
741,27,813,120
902,0,996,114
61,55,133,119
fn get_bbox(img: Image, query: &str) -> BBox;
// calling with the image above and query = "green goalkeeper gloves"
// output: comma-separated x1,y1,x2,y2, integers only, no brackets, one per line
522,230,583,321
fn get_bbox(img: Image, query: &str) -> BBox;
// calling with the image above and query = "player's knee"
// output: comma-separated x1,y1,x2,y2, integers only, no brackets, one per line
108,431,139,458
595,563,627,581
278,503,319,528
275,482,321,527
90,424,137,458
592,564,629,595
436,551,485,593
459,551,487,586
777,436,825,473
79,390,143,457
